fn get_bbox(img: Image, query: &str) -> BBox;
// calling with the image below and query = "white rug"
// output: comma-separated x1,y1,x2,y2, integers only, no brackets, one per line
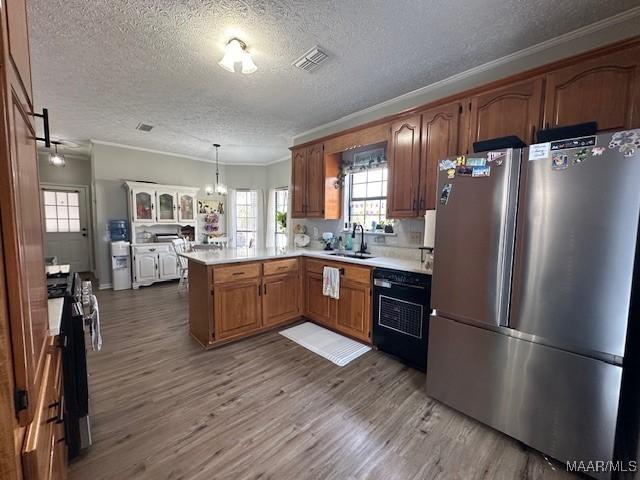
279,322,371,367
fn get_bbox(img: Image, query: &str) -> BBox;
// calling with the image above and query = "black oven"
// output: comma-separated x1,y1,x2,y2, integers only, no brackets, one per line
372,268,431,371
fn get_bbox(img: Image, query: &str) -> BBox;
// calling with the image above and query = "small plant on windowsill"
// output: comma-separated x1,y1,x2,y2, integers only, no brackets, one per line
276,211,287,232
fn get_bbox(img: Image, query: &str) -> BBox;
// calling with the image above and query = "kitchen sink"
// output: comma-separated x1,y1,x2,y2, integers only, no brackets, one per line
328,252,375,260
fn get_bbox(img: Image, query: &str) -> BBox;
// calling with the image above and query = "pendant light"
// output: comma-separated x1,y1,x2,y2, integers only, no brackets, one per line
48,143,66,167
213,143,227,195
218,38,257,74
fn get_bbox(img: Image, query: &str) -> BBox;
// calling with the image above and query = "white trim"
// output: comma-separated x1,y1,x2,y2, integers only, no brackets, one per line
90,139,289,166
293,7,640,143
98,283,112,290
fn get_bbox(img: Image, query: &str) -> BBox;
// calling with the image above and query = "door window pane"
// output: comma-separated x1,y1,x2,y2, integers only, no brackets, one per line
43,189,82,233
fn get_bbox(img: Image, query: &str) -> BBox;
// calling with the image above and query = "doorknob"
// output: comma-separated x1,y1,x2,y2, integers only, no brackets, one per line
82,233,87,237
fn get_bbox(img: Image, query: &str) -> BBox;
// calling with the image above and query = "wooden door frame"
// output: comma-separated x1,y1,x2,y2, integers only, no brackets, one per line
40,182,94,273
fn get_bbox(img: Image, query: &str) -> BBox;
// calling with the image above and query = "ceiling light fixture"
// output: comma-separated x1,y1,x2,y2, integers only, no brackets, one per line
48,143,66,167
218,38,257,74
211,143,227,196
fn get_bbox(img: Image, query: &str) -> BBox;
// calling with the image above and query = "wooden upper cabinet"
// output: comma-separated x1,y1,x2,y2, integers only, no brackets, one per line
543,46,640,131
305,143,324,218
5,0,33,107
419,102,461,211
291,148,306,218
214,278,262,340
467,78,543,149
387,115,421,218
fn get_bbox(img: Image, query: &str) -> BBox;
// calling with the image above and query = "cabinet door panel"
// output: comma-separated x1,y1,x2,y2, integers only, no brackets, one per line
214,280,261,339
5,0,32,105
132,189,155,222
468,78,543,147
158,253,178,279
306,144,324,217
336,280,370,343
544,47,640,131
387,116,421,217
304,273,334,327
156,190,177,222
263,273,299,327
135,254,157,282
291,149,306,218
0,91,47,425
178,193,196,223
420,103,461,211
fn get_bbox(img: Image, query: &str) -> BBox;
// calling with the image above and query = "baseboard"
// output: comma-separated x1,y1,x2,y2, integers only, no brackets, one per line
98,283,112,290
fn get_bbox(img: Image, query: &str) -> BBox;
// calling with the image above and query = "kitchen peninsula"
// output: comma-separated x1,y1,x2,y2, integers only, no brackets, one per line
181,248,426,349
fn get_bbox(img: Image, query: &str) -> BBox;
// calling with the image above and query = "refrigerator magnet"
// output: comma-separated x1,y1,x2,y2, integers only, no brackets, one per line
487,151,506,165
456,165,473,176
472,165,490,177
439,159,457,171
591,147,605,156
466,157,486,167
608,129,640,157
551,154,568,170
529,142,551,161
440,184,452,205
446,168,456,179
572,148,588,164
456,155,466,166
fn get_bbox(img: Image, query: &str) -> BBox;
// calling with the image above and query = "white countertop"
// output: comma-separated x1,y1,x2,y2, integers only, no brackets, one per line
47,297,64,336
180,248,431,275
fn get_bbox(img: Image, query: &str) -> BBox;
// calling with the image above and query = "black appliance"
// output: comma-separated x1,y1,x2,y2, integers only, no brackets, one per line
59,273,92,459
47,271,73,299
372,268,431,370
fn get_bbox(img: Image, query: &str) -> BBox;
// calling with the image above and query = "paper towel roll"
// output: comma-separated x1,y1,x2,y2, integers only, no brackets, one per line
423,210,436,248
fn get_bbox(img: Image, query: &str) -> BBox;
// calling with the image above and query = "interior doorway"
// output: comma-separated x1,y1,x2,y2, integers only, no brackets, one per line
41,184,92,272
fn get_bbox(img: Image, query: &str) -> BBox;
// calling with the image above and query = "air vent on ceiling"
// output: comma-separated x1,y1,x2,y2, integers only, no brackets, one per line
293,46,328,72
136,122,154,132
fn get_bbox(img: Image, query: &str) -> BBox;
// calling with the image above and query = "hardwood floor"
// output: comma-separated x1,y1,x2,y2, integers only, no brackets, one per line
70,282,575,480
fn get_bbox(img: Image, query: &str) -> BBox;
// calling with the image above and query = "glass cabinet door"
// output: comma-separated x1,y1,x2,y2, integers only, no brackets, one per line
178,193,196,223
134,190,155,221
157,191,177,222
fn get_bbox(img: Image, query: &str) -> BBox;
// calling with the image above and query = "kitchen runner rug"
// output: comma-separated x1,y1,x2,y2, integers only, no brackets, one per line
279,322,371,367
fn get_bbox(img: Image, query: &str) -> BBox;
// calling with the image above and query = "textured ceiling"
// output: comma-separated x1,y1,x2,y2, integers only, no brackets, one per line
28,0,640,164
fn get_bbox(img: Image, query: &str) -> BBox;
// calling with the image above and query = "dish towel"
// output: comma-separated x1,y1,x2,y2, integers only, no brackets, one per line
322,266,340,299
90,294,103,352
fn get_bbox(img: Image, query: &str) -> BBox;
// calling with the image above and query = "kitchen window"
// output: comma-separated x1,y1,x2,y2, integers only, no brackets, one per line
348,167,388,230
274,188,288,248
235,190,258,248
42,190,81,233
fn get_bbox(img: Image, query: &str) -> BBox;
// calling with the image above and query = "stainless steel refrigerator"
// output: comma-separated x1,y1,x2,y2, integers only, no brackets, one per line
427,129,640,477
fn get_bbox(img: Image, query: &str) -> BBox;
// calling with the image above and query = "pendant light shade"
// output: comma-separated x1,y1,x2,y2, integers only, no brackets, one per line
218,38,257,74
48,143,66,167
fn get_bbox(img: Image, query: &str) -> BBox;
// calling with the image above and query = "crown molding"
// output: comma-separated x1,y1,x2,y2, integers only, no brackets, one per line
293,6,640,143
90,139,287,167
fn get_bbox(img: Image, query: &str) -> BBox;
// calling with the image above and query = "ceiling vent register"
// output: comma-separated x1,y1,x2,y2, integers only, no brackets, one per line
293,46,329,72
136,123,154,132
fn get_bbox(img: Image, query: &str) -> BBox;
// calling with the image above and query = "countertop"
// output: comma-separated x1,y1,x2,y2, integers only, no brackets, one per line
48,297,64,336
180,248,431,275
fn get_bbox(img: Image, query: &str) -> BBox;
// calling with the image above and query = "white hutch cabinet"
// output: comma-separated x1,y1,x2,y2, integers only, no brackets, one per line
124,181,199,289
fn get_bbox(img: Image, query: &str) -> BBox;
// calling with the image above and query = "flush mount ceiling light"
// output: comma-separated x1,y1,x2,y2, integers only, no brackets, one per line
48,142,66,167
218,38,257,74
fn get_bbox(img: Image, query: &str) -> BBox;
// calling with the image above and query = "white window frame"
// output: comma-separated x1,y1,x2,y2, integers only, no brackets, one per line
347,166,388,230
235,190,258,248
42,189,81,233
274,188,288,248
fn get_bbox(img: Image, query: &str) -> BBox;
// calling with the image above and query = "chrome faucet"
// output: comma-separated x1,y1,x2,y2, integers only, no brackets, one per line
351,223,369,255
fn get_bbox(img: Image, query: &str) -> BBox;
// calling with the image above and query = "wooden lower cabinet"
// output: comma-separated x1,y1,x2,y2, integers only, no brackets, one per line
304,272,335,328
302,259,372,344
262,272,299,327
335,279,371,343
214,278,262,340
